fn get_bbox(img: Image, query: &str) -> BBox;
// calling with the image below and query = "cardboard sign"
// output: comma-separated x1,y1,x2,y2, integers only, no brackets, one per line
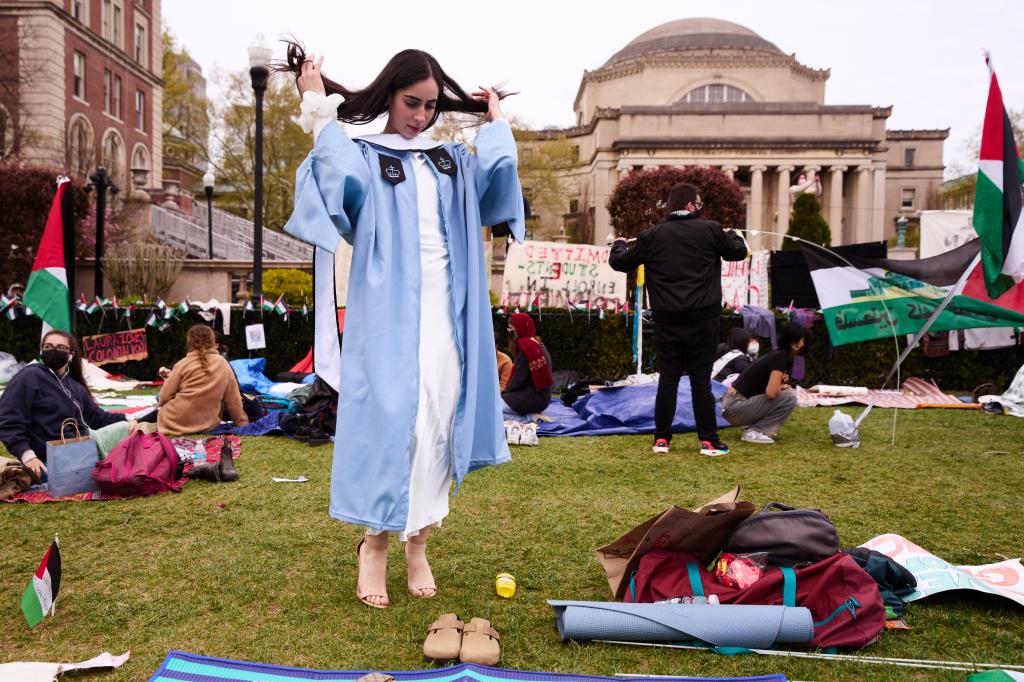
245,324,266,350
81,329,148,366
861,533,1024,607
500,240,628,310
721,251,770,309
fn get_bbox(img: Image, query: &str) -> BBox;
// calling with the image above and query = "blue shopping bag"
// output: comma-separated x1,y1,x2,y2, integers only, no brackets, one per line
46,418,100,498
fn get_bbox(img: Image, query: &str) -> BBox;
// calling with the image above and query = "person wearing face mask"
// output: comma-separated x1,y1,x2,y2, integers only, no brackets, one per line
610,182,749,457
500,313,554,417
713,328,759,384
0,330,134,480
721,323,809,444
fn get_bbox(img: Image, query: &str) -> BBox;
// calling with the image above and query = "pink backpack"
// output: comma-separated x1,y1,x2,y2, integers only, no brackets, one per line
93,431,180,497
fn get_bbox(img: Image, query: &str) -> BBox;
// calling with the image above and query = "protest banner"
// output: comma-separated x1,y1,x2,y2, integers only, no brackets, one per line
500,240,627,309
721,251,770,309
861,533,1024,607
81,329,148,366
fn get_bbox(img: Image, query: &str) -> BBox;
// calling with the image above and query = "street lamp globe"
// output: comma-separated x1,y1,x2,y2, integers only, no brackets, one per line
247,34,272,69
203,166,215,191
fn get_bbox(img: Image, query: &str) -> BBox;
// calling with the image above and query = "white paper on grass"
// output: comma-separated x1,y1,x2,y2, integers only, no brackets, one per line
0,650,130,682
272,475,309,483
245,324,266,350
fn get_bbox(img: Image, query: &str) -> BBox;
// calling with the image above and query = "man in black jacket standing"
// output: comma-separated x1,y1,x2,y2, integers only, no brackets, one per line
610,183,748,456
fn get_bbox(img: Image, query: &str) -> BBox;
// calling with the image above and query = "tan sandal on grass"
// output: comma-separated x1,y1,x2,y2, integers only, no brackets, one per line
459,617,500,665
423,613,464,661
356,538,389,609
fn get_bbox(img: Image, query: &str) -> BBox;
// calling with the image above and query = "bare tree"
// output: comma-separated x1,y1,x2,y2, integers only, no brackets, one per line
0,21,46,160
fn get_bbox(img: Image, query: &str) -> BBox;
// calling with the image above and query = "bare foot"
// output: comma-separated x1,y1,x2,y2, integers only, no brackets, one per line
356,537,389,609
405,539,437,598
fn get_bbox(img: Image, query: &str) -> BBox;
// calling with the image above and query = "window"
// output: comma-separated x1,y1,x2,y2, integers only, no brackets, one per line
569,199,579,214
101,0,111,40
103,69,110,113
904,148,916,167
900,188,916,211
135,89,144,130
112,75,122,118
73,52,85,99
134,23,145,64
680,83,752,104
112,3,122,47
66,116,95,180
72,0,84,22
101,130,124,189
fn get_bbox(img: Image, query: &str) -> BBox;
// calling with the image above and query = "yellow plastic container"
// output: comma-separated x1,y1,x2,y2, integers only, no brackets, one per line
495,572,516,598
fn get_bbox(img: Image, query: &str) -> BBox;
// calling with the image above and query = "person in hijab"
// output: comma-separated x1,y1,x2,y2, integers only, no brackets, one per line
280,43,524,609
501,313,554,416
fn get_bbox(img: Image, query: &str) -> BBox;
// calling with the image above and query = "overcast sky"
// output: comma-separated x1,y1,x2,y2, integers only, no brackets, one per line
163,0,1023,171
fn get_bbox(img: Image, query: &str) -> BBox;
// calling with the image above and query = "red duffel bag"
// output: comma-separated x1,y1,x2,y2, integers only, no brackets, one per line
93,431,180,498
624,550,885,650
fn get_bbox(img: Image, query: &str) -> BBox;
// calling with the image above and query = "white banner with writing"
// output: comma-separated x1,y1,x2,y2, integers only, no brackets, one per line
721,251,770,309
500,240,627,309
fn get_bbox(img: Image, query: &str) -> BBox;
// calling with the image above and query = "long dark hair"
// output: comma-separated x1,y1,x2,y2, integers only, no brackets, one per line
276,40,513,131
42,330,94,402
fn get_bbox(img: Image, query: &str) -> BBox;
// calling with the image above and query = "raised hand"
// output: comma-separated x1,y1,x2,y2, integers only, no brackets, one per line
297,53,326,97
472,85,504,123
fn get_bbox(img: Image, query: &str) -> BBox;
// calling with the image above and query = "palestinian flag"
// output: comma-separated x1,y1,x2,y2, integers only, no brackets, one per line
273,295,287,315
967,671,1024,682
177,297,190,314
974,53,1024,298
804,240,1024,345
23,179,72,332
21,538,61,628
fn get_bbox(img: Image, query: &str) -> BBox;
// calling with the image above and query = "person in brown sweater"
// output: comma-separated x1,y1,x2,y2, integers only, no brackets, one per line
157,325,249,436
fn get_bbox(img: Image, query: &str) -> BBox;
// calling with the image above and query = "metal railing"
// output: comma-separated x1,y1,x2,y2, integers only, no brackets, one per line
192,203,312,261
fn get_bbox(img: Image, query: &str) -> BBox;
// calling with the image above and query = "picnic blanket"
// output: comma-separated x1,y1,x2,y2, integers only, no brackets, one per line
4,435,240,503
528,378,729,437
148,652,788,682
796,377,968,409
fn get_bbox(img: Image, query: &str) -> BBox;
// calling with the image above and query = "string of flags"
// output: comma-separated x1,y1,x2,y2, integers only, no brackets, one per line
492,299,629,323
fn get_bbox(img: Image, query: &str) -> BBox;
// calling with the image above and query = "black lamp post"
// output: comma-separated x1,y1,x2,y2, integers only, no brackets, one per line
88,166,119,298
203,165,215,259
248,34,272,299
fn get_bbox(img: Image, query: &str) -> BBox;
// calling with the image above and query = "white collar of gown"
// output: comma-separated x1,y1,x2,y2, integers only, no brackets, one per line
354,132,441,151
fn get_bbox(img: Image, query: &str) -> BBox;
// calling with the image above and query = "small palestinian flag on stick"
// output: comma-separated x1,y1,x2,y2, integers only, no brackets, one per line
21,537,61,628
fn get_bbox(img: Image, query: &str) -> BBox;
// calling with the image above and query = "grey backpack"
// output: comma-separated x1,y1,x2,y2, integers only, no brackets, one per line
723,501,840,566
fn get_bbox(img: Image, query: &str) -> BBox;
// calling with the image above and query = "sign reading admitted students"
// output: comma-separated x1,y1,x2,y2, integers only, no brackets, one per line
500,240,628,310
82,329,148,366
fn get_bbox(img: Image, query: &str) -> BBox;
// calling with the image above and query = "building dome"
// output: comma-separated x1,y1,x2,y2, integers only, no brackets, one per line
606,18,782,66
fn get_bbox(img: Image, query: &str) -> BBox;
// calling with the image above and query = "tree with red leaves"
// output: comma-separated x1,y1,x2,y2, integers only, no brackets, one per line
607,166,745,239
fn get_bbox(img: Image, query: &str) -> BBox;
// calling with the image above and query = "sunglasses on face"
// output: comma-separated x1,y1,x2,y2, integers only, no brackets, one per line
41,343,72,353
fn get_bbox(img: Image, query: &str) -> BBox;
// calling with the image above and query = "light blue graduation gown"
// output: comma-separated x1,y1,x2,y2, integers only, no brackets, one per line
283,119,525,531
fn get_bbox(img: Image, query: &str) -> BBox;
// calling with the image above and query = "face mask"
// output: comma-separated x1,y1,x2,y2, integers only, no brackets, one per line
690,206,704,218
747,343,759,356
40,349,70,371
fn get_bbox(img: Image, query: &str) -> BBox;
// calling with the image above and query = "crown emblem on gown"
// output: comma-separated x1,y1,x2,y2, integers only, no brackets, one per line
437,157,453,170
385,165,401,179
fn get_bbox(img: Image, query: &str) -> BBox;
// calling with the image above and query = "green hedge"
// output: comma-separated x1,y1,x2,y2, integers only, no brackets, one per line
2,307,1019,392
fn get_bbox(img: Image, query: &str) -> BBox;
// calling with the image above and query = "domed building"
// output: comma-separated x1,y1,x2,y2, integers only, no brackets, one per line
539,18,948,249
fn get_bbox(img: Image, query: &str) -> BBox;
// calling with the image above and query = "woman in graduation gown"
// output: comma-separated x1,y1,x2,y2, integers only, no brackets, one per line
280,44,525,609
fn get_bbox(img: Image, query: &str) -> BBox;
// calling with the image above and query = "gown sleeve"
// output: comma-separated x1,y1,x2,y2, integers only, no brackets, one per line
283,92,372,252
472,119,526,243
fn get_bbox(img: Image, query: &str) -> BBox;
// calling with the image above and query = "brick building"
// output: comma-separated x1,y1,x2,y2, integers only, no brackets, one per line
0,0,162,195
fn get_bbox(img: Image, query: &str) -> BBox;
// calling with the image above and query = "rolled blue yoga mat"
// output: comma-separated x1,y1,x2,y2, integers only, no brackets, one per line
548,601,813,649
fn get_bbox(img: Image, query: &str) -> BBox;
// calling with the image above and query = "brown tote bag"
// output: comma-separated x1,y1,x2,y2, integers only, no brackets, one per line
595,485,755,599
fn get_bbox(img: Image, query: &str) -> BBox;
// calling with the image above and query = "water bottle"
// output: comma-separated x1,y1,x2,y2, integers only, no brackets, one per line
828,409,857,448
192,440,207,465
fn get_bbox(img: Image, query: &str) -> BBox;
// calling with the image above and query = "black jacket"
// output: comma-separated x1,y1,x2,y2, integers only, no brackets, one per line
501,344,553,416
609,213,748,319
0,363,125,462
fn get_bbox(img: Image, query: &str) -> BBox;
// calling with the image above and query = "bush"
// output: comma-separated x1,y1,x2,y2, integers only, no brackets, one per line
607,166,745,238
0,161,90,289
102,241,186,300
783,193,831,250
261,269,313,307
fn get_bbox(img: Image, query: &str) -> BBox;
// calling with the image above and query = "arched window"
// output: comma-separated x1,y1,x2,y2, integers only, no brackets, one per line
66,114,95,180
130,142,150,190
679,84,752,104
100,128,126,190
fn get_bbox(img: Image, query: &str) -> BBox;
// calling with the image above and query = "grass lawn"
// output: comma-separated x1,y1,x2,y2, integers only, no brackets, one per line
2,406,1023,681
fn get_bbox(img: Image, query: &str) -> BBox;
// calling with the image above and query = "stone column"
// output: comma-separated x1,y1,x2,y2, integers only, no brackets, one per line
856,166,873,243
747,165,767,251
872,166,887,242
776,165,794,250
721,165,739,180
829,165,847,245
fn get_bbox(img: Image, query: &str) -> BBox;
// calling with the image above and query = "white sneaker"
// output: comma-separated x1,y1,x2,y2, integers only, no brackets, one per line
741,429,775,444
519,423,539,446
504,420,522,445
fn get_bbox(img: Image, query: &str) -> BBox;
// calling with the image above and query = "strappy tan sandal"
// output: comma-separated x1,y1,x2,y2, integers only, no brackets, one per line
405,539,437,598
459,617,500,665
356,538,389,609
423,613,464,661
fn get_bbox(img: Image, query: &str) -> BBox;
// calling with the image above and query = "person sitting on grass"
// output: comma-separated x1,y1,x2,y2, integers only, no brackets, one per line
0,330,135,480
156,324,249,436
721,323,808,444
501,313,553,418
713,327,758,384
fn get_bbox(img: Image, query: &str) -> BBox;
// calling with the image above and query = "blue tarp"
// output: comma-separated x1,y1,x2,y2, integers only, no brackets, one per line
229,358,275,394
524,378,730,437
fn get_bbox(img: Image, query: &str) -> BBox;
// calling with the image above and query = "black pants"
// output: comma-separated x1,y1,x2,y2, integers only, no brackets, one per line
653,315,719,443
